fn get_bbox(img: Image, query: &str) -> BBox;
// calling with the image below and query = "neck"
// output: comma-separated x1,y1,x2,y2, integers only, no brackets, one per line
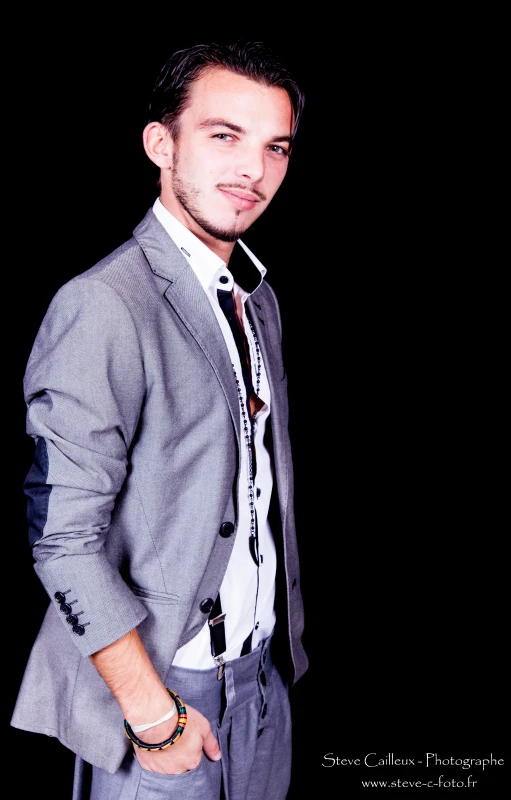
208,238,236,262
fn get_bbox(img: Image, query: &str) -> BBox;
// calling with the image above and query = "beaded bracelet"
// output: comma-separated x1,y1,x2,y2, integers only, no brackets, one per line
124,689,187,751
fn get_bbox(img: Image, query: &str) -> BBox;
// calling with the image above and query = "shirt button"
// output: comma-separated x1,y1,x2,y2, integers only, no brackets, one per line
219,275,229,284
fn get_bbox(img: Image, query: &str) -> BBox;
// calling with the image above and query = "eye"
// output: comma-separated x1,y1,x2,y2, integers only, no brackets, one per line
268,144,289,156
212,133,234,141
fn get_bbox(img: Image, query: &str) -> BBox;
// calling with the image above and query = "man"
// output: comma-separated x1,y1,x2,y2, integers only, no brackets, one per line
11,39,307,799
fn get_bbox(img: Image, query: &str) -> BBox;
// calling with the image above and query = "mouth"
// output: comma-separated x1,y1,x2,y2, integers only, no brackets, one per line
219,188,261,211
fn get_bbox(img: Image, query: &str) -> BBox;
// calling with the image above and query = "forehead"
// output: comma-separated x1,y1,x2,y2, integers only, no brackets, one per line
184,66,294,131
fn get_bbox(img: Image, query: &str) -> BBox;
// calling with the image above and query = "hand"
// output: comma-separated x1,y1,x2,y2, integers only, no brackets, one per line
133,703,222,775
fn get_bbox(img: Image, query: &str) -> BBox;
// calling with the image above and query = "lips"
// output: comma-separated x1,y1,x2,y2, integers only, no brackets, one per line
219,188,260,211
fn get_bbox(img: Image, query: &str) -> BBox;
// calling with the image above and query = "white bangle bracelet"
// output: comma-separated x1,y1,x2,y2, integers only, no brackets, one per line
131,701,177,733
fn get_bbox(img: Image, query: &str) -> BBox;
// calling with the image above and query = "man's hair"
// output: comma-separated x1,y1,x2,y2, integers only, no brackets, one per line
147,39,305,150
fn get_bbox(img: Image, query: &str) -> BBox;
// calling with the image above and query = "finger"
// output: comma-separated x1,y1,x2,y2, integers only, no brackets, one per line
202,728,222,761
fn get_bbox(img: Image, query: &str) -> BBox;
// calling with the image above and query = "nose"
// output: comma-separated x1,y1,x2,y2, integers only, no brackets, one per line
234,145,265,183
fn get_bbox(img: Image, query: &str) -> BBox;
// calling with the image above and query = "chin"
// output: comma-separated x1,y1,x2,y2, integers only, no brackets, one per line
204,217,251,243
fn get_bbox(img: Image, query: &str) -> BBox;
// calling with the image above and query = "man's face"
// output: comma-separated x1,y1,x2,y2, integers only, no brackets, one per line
162,66,294,244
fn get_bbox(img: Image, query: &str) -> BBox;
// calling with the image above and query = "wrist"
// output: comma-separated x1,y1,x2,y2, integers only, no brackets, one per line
124,685,174,728
131,699,176,734
124,689,188,751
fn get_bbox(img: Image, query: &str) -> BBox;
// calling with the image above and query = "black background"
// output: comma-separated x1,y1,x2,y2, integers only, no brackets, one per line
6,10,507,798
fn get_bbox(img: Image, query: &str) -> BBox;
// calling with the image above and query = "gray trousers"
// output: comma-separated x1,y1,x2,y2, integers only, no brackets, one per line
73,631,292,799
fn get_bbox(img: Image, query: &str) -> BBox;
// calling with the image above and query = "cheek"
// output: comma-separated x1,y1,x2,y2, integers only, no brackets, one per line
180,145,217,177
201,151,228,179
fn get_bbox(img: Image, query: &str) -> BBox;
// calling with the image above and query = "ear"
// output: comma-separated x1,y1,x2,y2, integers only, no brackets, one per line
142,122,174,169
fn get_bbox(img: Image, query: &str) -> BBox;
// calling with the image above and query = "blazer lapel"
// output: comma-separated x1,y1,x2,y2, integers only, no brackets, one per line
133,210,241,441
164,273,242,440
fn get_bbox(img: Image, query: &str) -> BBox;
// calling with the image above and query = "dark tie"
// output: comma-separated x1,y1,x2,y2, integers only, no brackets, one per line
217,287,255,404
209,286,259,666
217,285,259,564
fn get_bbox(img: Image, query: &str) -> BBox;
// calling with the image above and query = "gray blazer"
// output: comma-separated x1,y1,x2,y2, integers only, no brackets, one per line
11,209,307,773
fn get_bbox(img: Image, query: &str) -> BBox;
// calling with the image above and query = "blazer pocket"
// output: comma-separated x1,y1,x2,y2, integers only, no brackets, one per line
129,585,179,605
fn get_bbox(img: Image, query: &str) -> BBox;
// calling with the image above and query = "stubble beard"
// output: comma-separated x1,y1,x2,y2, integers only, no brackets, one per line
171,152,250,243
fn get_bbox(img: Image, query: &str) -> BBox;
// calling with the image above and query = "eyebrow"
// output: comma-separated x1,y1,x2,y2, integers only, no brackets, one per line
198,117,293,144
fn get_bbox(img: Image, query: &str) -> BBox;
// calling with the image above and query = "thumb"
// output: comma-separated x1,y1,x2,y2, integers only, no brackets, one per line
203,727,222,761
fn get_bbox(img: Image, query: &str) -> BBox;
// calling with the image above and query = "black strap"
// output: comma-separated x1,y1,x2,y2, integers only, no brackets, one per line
208,594,254,659
208,594,226,658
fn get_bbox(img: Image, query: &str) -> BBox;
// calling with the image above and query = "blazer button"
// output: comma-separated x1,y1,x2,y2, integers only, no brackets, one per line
72,625,86,636
219,521,234,538
200,598,214,614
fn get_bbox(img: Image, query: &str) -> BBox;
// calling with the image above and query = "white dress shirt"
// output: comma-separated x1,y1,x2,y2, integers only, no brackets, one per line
152,199,277,669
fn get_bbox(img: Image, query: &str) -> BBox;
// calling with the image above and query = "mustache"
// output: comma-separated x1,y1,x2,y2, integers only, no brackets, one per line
216,183,267,202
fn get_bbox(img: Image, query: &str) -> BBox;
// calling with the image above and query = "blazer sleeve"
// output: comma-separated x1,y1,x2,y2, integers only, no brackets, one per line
22,276,149,657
